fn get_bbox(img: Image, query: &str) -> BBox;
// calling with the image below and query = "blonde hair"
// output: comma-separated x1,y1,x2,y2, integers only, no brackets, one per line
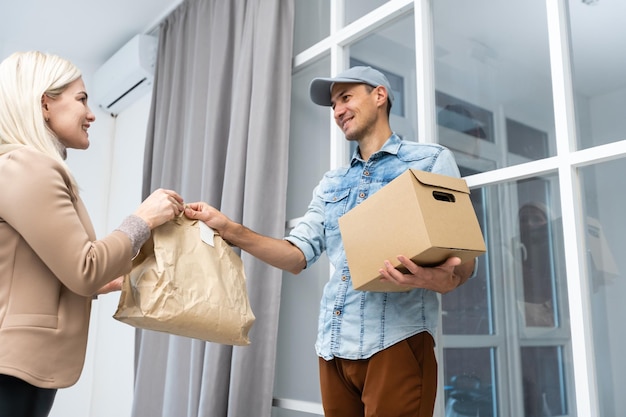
0,51,82,190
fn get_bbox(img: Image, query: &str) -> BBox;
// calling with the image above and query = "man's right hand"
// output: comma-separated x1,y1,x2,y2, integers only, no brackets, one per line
184,201,306,275
184,202,232,235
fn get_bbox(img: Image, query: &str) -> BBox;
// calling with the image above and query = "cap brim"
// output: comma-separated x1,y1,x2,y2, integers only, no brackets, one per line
309,77,366,106
309,78,334,106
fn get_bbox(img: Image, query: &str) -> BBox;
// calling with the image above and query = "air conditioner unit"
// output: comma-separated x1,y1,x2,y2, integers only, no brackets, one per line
92,34,158,116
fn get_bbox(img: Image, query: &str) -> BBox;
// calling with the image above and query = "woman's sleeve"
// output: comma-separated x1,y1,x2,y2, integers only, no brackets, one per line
1,149,133,296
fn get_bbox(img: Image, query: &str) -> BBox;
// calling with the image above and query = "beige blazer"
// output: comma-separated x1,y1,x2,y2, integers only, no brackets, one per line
0,146,132,389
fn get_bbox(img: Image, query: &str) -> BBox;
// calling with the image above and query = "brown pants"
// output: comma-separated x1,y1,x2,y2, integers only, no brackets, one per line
319,332,437,417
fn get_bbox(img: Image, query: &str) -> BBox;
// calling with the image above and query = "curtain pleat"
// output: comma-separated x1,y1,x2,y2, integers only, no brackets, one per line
133,0,294,416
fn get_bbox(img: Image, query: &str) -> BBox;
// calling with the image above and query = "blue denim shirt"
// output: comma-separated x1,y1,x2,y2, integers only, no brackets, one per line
285,134,461,360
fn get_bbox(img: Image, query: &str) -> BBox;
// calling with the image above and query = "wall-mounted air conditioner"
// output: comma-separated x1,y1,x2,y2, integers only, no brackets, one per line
92,34,158,117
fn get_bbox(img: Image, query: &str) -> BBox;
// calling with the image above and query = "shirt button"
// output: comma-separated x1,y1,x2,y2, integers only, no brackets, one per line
334,310,341,316
364,171,370,176
341,275,347,281
359,192,365,198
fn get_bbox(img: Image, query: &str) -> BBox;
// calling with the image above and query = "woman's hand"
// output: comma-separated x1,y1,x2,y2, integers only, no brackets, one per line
133,188,184,229
95,276,124,296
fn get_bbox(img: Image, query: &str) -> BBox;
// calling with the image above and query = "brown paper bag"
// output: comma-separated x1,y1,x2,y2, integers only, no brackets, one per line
113,214,255,345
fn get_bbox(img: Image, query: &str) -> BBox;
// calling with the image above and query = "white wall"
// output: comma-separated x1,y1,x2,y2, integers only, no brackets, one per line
49,92,154,417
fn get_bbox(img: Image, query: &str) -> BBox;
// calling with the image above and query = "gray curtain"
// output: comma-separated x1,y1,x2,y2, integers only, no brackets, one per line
132,0,294,416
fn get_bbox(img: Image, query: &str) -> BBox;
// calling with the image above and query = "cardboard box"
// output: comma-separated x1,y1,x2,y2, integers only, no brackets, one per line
338,169,486,292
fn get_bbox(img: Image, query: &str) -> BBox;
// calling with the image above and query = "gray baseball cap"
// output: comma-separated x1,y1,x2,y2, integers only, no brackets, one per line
309,66,394,107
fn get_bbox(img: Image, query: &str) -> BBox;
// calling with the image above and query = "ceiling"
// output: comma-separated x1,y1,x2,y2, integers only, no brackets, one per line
0,0,182,72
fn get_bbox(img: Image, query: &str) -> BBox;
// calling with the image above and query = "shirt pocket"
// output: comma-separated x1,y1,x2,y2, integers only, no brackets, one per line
320,188,350,235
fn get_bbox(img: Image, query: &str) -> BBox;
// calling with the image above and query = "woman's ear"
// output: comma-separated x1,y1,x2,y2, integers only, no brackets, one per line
41,94,50,121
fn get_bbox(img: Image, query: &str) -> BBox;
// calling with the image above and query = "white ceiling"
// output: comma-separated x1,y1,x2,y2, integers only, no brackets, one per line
0,0,182,72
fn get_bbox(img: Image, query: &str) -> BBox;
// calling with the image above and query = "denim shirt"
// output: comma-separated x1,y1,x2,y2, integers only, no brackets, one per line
285,134,461,360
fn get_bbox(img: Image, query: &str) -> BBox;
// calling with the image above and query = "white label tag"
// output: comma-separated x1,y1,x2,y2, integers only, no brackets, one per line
199,221,215,247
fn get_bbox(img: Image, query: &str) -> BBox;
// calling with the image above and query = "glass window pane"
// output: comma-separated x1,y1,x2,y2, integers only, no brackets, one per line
349,12,417,143
433,1,555,171
286,56,331,220
444,348,497,417
447,176,574,415
515,177,563,329
443,186,493,335
569,2,626,149
580,157,626,417
497,174,569,332
521,346,568,417
273,257,328,405
274,57,332,409
293,0,329,56
345,0,389,26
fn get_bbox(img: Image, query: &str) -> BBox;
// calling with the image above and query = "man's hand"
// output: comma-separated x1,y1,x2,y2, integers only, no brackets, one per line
184,201,307,274
378,256,472,294
184,202,233,237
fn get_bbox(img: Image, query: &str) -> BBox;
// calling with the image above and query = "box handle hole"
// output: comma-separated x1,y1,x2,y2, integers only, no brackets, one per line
432,191,455,202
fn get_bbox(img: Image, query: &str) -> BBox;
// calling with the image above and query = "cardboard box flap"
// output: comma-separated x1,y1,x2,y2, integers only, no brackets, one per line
410,169,469,194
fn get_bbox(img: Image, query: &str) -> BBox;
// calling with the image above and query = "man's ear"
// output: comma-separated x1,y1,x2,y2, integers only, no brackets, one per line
376,85,389,104
375,86,388,107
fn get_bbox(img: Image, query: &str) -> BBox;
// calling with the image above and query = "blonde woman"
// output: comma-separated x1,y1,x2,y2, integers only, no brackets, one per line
0,51,184,416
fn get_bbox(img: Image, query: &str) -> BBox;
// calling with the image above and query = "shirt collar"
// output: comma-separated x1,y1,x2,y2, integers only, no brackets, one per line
350,133,402,165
